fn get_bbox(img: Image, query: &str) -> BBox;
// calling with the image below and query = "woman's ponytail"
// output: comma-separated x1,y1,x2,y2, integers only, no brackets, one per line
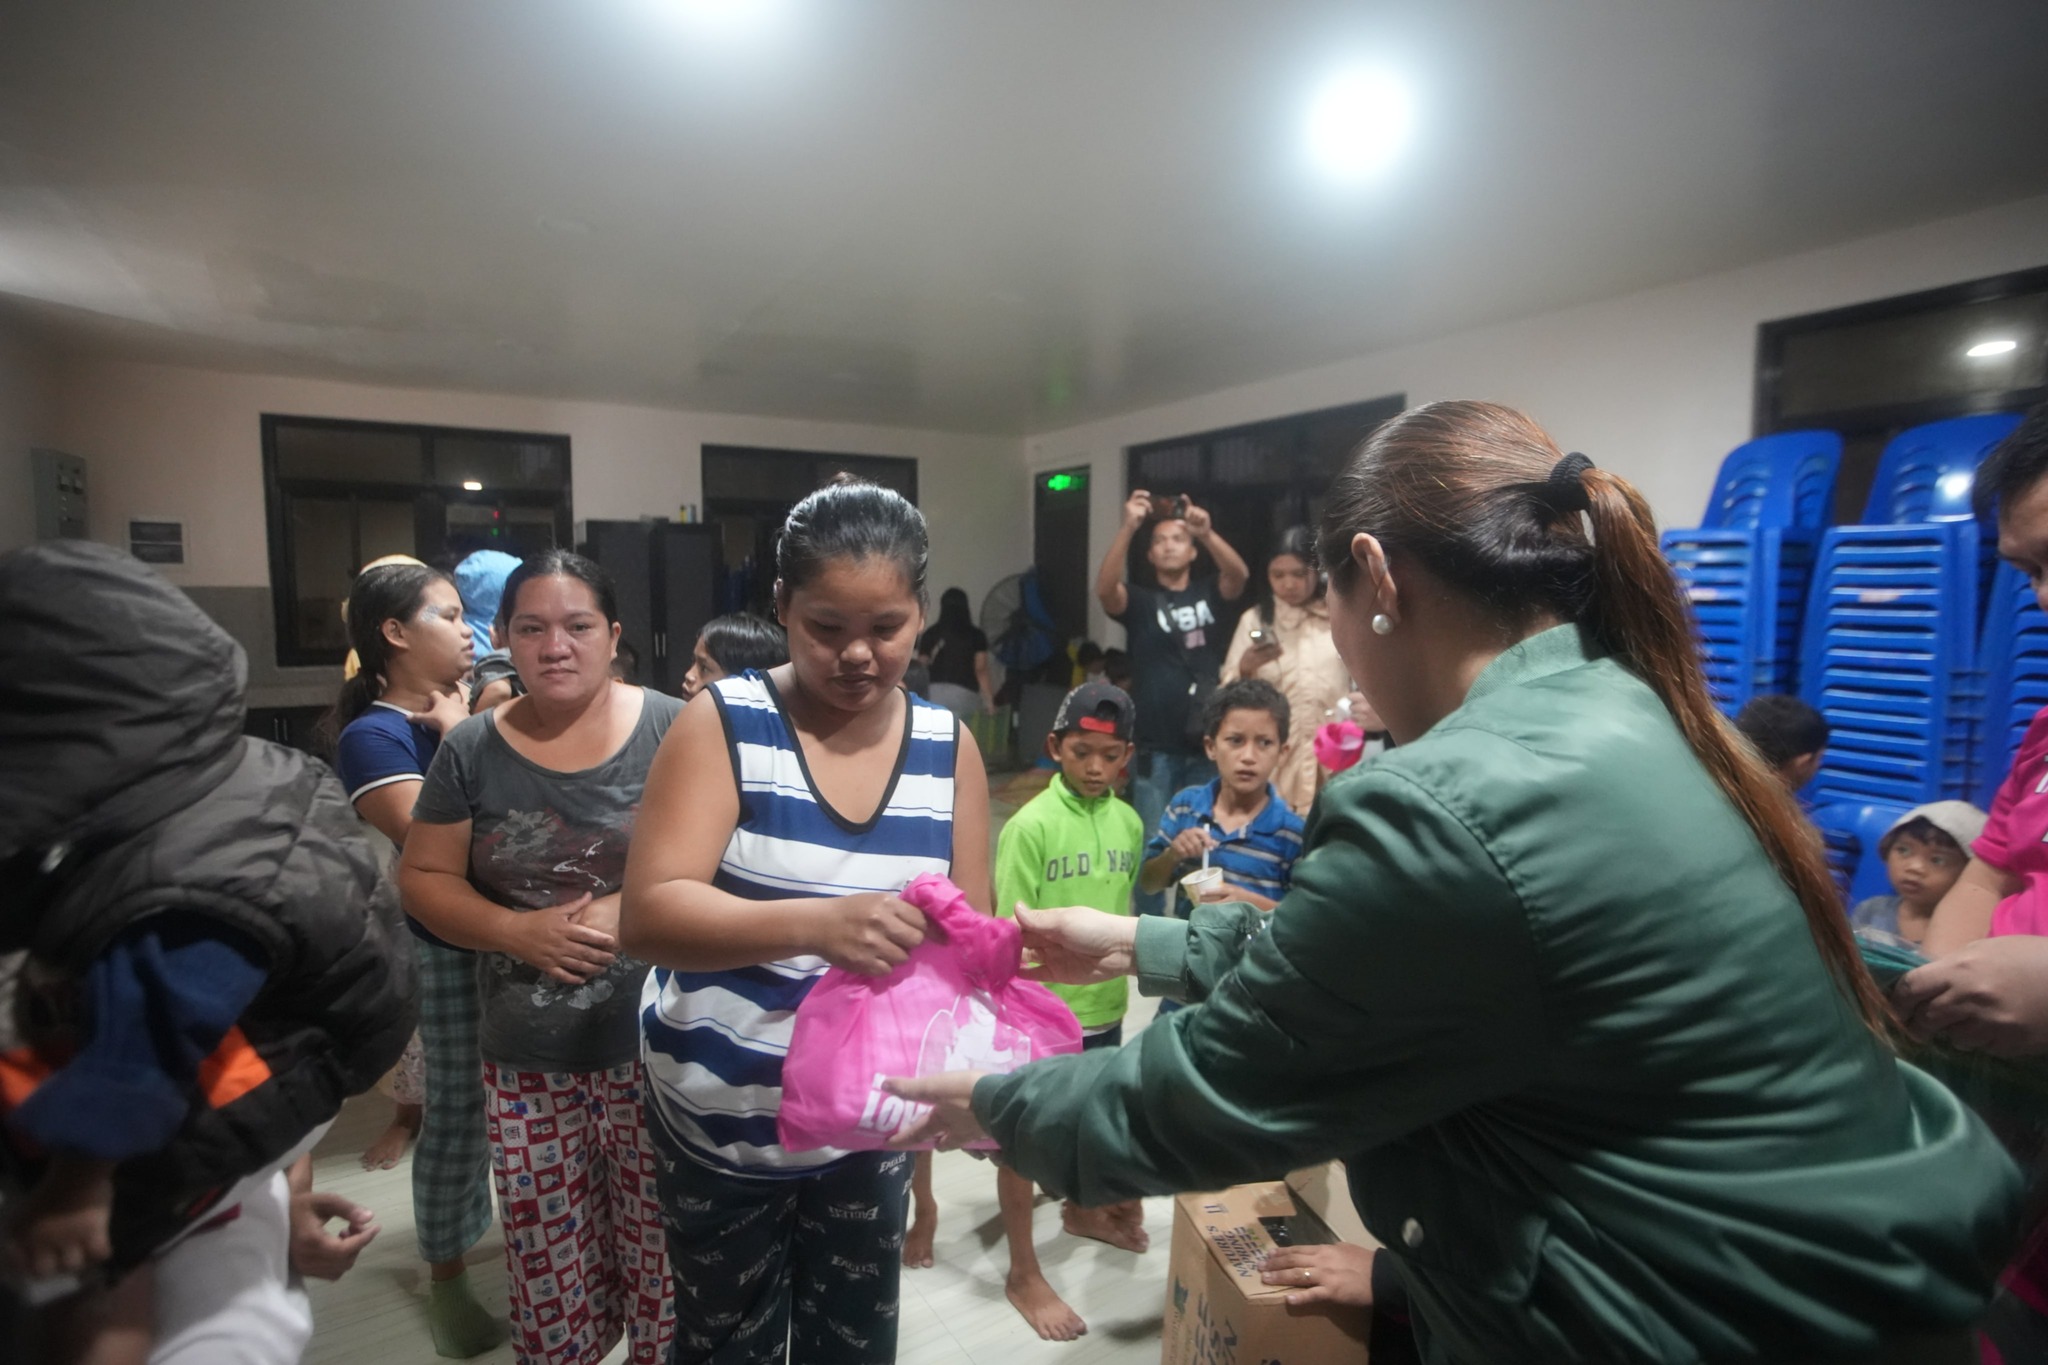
1576,467,1890,1036
1318,400,1890,1038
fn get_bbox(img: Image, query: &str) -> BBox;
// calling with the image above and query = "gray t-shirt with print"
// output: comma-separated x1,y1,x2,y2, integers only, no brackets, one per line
413,688,682,1073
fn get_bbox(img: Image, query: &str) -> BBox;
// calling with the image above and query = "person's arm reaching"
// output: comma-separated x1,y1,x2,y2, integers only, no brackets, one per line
1923,858,2020,957
1183,501,1250,601
1894,935,2048,1056
619,690,928,976
1096,490,1153,620
1926,753,2028,958
908,768,1545,1205
1141,822,1213,895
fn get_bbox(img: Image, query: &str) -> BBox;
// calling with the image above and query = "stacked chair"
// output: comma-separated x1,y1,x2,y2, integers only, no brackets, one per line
1795,414,2024,898
1660,431,1842,714
1799,413,2024,809
1664,414,2030,902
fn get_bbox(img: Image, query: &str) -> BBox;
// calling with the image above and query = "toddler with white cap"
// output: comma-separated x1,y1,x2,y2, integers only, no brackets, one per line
1850,801,1990,946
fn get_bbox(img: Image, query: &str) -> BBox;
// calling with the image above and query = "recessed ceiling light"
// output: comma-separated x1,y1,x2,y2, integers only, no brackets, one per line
462,480,484,492
1967,339,2019,358
1305,67,1414,181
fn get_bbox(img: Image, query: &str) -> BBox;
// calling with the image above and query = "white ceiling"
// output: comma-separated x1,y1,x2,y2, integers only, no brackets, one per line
2,0,2045,435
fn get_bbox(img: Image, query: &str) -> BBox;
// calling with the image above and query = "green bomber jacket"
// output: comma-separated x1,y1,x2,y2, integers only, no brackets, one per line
975,625,2020,1363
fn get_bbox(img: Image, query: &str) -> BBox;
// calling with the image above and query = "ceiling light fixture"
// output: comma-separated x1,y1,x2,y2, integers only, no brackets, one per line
1305,66,1414,182
1968,339,2019,358
642,0,784,34
462,480,484,492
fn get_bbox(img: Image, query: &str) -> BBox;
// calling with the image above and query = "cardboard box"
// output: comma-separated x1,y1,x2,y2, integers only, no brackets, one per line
1160,1181,1372,1365
1285,1160,1372,1248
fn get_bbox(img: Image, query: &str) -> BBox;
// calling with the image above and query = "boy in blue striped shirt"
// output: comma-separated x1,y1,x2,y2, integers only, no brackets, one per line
1139,678,1306,915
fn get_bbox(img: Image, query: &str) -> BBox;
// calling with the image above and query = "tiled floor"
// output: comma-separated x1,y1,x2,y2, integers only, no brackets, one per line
302,993,1169,1365
304,765,1169,1364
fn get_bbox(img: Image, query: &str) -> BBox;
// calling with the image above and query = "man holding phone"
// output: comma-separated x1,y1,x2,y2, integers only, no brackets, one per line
1095,490,1249,912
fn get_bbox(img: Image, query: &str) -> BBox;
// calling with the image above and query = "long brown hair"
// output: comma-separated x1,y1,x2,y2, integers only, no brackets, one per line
1316,400,1888,1035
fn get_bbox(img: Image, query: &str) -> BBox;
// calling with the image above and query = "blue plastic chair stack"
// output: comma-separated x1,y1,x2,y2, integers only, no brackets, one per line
1800,413,2024,807
1814,800,1915,907
1975,561,2048,807
1661,431,1841,712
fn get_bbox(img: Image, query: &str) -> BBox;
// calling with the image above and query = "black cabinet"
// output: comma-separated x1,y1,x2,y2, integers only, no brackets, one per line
579,520,721,697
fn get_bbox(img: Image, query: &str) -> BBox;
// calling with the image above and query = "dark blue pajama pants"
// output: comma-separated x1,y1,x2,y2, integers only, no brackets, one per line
655,1136,913,1365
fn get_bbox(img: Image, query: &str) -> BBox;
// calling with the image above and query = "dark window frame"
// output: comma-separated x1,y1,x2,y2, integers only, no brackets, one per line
700,446,920,615
262,414,573,669
1754,265,2048,520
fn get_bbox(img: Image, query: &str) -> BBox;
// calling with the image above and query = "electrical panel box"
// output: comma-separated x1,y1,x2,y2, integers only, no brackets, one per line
31,448,88,540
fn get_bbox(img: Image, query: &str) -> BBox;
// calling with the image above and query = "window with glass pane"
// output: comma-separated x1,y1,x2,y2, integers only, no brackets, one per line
274,425,426,484
265,415,571,666
288,497,355,654
703,447,919,504
433,435,568,491
1758,265,2048,523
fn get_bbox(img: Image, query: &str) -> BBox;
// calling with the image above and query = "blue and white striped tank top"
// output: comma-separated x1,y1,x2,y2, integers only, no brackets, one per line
640,671,957,1176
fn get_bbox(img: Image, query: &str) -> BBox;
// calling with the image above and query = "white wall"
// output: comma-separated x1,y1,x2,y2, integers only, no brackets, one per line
49,360,1031,609
0,314,60,554
1028,194,2048,644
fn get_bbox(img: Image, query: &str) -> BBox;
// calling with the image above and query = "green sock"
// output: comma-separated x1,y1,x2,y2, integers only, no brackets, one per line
427,1269,503,1359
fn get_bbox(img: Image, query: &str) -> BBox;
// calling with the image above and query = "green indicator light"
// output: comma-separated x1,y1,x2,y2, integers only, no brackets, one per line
1045,472,1086,492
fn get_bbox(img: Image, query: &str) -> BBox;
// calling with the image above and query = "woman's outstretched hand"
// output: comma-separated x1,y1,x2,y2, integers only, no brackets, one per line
1015,905,1138,986
1895,935,2048,1055
883,1072,991,1151
1259,1243,1377,1308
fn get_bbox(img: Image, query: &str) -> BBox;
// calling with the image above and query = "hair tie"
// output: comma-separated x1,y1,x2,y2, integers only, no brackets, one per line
1542,452,1595,514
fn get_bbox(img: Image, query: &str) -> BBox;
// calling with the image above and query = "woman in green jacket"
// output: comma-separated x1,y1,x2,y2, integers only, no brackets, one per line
892,401,2022,1364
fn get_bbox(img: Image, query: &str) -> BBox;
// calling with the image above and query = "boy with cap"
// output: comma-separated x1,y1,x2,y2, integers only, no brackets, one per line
991,680,1148,1340
1851,801,1990,947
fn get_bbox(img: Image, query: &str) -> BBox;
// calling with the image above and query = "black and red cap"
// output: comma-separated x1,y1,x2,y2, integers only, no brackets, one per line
1052,680,1135,742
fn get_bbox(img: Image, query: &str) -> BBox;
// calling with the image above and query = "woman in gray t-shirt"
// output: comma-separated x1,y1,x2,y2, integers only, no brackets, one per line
402,551,679,1365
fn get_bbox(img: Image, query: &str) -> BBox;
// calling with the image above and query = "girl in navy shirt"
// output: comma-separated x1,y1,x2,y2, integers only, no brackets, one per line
323,560,500,1359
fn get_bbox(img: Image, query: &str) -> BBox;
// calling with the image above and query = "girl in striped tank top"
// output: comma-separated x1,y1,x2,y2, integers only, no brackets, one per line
623,477,992,1365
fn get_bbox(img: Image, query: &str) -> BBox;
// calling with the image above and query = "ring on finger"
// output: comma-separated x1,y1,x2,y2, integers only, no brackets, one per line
1301,1268,1315,1285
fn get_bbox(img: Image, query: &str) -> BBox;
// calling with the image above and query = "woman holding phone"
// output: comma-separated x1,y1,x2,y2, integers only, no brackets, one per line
1221,525,1349,814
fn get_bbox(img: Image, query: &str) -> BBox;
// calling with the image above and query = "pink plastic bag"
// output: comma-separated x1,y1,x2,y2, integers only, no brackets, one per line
777,872,1084,1152
1313,719,1366,773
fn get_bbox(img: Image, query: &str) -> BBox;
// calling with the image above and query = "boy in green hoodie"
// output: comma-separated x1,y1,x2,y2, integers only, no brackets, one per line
991,680,1147,1341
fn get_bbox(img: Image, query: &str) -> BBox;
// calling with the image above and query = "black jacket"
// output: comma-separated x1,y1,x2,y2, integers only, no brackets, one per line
0,540,416,1267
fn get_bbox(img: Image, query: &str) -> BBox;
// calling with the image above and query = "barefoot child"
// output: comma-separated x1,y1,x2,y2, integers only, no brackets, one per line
324,560,502,1357
991,680,1148,1341
1139,679,1306,918
623,476,992,1364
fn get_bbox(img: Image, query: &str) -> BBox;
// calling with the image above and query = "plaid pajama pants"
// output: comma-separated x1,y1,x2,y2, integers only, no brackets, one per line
413,937,495,1265
485,1061,676,1365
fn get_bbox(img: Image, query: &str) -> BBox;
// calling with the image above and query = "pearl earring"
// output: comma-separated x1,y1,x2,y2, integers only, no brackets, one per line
1371,613,1394,636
